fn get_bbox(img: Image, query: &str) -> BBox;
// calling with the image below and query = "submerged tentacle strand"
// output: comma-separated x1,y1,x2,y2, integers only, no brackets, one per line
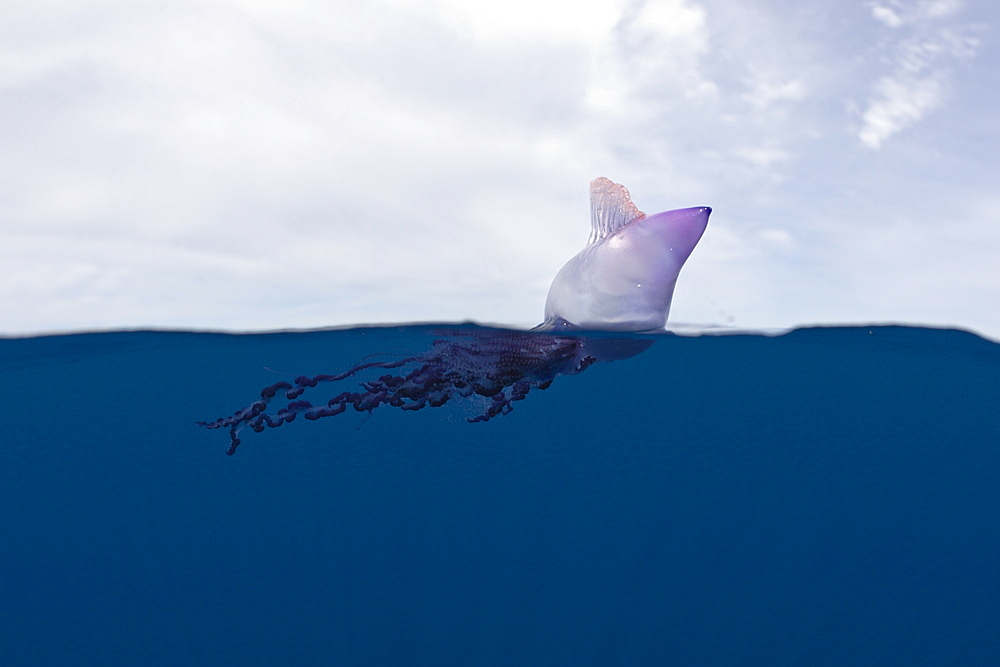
198,332,594,454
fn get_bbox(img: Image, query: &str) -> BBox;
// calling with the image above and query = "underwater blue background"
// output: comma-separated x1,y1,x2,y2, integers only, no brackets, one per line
2,324,999,665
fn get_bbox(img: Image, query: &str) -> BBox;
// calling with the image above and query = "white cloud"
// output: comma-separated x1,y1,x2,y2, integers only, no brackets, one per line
871,4,905,28
922,0,962,19
585,0,715,115
734,147,793,168
432,0,619,42
858,0,980,148
858,75,944,148
744,77,807,110
869,0,962,27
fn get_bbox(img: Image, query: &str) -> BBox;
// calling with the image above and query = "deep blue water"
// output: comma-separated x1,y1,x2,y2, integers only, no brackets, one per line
2,323,999,665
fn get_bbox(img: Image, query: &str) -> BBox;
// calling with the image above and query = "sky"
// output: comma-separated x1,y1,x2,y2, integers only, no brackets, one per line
2,0,998,338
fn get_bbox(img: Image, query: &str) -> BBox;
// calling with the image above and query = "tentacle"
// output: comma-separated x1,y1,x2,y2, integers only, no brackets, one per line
197,356,422,454
199,332,598,454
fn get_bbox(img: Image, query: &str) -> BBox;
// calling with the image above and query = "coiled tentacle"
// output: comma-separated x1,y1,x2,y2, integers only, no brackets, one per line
198,331,594,455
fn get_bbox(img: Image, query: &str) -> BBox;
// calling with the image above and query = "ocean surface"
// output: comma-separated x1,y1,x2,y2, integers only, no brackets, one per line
2,323,998,665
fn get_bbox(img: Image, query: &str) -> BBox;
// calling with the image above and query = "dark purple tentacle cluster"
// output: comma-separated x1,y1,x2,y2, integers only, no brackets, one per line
198,331,597,455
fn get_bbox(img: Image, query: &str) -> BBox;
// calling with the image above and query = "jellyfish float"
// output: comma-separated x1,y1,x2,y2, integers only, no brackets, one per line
199,178,711,454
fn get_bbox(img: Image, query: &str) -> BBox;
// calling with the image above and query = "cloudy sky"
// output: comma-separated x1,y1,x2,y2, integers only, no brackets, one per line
2,0,997,339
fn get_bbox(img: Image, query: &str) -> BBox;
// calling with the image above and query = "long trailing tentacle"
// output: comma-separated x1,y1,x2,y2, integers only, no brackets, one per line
199,332,596,454
197,356,419,454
